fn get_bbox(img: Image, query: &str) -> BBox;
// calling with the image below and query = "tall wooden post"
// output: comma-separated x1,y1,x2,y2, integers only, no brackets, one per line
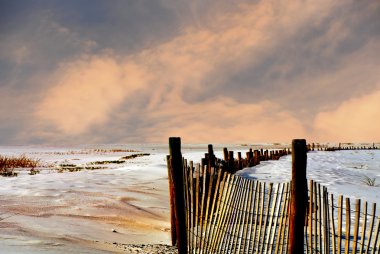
289,139,308,254
166,155,176,246
169,137,187,254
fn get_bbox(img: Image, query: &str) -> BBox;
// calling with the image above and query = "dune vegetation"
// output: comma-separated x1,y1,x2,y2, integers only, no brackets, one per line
0,155,40,176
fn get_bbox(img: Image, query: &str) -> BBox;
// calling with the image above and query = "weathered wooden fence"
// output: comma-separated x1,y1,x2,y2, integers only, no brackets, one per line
306,180,380,254
167,138,380,253
183,164,291,253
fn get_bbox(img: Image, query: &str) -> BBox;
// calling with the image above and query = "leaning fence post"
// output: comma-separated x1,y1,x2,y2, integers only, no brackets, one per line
169,137,188,254
289,139,308,254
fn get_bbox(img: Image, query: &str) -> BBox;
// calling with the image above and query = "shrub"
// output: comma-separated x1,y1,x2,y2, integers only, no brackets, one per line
0,155,40,177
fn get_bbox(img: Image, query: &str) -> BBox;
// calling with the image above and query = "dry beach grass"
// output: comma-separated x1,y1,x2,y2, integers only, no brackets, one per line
0,155,40,176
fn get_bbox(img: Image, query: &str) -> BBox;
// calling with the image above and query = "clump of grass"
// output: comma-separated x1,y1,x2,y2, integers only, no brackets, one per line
89,153,150,164
362,175,378,187
89,160,126,165
29,168,40,175
121,153,150,160
92,149,140,153
84,166,105,170
59,163,77,167
0,155,40,177
56,163,106,173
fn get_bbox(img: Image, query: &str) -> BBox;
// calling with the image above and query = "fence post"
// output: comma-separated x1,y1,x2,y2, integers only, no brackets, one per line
289,139,308,254
169,137,188,254
167,155,177,246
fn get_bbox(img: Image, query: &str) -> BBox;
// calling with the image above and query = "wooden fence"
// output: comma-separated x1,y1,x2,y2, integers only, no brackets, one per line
183,163,291,253
167,138,380,253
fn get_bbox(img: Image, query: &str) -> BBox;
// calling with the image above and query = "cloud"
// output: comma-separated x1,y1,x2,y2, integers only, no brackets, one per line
34,1,337,140
314,89,380,142
2,0,380,144
35,53,151,134
142,96,307,143
202,0,380,116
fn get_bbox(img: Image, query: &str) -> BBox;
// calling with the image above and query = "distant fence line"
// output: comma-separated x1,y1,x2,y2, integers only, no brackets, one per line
167,138,380,254
193,143,379,175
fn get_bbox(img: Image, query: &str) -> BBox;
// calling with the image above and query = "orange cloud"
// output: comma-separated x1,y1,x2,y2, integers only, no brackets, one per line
33,0,349,142
314,89,380,142
35,54,151,134
142,96,307,143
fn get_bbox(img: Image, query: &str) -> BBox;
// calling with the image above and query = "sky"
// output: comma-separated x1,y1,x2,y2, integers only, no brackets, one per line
0,0,380,145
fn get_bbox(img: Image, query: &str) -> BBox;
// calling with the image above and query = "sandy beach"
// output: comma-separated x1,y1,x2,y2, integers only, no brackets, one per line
0,145,176,253
1,144,380,253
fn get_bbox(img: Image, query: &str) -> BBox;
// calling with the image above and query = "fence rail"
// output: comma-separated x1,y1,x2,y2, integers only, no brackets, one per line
167,138,380,253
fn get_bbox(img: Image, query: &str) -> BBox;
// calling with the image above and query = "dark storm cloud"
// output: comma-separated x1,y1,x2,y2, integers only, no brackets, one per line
185,1,380,120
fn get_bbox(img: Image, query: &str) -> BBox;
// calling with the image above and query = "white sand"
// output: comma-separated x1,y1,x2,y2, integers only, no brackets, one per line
1,144,379,253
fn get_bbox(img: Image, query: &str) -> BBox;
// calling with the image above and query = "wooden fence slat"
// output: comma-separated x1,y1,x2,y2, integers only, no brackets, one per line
201,166,213,252
268,183,284,254
359,201,367,254
266,183,280,254
365,203,376,254
241,180,254,253
248,180,259,253
275,182,289,254
195,163,200,253
322,186,328,254
223,177,242,252
214,175,237,252
280,182,290,254
255,182,266,254
309,180,314,254
371,215,380,254
280,182,291,254
234,178,250,253
261,183,274,254
183,160,189,252
330,193,337,254
225,177,243,252
188,161,194,253
252,181,262,253
211,173,232,252
314,181,318,253
353,199,361,254
338,195,343,254
212,173,235,252
345,197,351,254
198,165,207,251
234,179,252,253
208,171,228,252
201,166,214,251
204,168,222,252
325,187,331,254
318,183,322,253
234,178,246,253
221,177,242,253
